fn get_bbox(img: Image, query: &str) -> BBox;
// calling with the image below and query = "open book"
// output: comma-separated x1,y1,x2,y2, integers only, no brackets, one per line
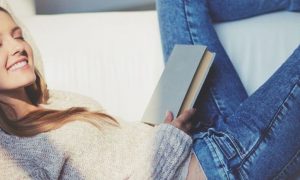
141,44,215,125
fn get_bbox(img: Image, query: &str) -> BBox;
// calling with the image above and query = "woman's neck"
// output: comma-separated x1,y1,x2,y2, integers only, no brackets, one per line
0,88,41,120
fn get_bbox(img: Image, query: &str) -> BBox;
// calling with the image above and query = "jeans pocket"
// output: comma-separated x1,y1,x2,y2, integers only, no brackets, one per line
208,128,245,162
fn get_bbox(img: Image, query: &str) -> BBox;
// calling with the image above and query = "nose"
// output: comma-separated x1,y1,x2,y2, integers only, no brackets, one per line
7,38,25,56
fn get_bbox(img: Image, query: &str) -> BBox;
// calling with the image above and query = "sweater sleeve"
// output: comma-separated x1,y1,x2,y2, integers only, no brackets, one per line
130,123,193,180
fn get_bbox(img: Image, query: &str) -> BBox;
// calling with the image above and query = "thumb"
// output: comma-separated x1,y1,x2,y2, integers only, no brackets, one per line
164,111,174,123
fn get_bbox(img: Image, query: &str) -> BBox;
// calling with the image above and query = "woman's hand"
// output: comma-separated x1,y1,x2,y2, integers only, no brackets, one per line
164,108,196,135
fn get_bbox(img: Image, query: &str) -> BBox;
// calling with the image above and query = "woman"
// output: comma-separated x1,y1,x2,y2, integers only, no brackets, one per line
0,6,197,179
157,0,300,179
0,1,299,180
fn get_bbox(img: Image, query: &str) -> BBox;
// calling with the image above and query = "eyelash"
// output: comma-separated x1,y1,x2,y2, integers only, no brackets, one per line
15,36,25,40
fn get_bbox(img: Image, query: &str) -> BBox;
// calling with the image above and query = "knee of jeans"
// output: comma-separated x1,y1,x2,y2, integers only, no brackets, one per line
288,0,300,11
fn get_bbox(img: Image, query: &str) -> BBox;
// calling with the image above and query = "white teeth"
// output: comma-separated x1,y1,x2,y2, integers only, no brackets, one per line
8,60,27,71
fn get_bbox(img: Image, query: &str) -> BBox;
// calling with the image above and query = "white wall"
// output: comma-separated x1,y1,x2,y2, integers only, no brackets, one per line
35,0,155,14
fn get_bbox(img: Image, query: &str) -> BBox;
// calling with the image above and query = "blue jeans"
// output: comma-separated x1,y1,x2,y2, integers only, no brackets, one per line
156,0,300,179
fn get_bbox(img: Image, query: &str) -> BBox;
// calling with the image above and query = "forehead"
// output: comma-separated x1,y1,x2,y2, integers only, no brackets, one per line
0,11,17,33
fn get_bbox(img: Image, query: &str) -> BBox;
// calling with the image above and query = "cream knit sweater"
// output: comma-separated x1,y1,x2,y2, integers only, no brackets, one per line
0,119,193,179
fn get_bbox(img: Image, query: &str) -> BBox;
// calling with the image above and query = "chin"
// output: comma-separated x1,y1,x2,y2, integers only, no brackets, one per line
14,63,37,86
0,65,37,91
22,74,37,87
11,72,37,90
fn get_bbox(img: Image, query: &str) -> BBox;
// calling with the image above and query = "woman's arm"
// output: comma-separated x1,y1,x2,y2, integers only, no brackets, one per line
129,123,193,179
58,109,197,179
165,109,207,180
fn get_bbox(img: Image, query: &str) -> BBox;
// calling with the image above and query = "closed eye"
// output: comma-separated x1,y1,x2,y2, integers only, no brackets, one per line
15,36,25,40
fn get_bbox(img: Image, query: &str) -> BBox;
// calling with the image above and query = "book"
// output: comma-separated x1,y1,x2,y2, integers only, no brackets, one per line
141,44,215,125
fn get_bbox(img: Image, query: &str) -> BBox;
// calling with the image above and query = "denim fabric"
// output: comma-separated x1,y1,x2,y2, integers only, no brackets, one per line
156,0,300,179
193,49,300,179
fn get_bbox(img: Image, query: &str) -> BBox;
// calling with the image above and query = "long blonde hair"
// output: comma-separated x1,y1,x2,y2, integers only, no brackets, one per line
0,7,118,137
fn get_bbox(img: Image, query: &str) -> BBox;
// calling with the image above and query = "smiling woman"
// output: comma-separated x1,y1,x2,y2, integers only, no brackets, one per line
1,0,300,179
0,4,198,180
0,6,118,136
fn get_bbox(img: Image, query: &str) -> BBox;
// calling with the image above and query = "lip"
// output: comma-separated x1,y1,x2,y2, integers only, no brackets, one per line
6,56,29,70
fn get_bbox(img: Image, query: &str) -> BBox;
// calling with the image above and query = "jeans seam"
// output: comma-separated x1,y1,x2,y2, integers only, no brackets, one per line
213,135,235,160
209,88,224,118
225,133,246,159
209,87,243,141
210,87,227,117
237,78,300,170
206,137,230,179
273,149,300,179
183,0,196,45
238,168,248,180
212,131,245,160
210,87,237,120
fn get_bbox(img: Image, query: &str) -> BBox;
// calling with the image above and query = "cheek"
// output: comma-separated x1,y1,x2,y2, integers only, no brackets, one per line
0,51,8,70
24,43,34,63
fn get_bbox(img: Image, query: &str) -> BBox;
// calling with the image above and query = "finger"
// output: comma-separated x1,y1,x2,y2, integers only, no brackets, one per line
176,108,196,123
184,122,193,132
180,122,193,136
164,111,174,123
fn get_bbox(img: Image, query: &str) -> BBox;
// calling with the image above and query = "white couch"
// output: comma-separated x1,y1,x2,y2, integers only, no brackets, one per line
7,0,300,122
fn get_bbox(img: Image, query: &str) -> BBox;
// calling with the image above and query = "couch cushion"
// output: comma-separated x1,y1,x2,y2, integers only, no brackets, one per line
214,11,300,95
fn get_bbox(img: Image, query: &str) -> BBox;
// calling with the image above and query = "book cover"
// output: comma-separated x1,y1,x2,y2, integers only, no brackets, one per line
141,44,215,125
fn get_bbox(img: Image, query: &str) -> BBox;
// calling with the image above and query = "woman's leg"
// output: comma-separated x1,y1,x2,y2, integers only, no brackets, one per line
156,0,300,130
193,46,300,179
158,0,300,62
207,0,300,22
157,0,300,178
157,0,246,130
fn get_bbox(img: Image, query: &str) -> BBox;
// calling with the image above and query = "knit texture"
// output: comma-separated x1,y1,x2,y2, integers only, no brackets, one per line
0,120,192,179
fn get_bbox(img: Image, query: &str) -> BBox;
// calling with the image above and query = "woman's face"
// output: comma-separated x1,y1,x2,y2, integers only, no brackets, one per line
0,11,36,92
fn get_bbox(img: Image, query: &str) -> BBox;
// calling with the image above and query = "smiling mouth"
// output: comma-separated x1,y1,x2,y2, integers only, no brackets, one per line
7,60,29,72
